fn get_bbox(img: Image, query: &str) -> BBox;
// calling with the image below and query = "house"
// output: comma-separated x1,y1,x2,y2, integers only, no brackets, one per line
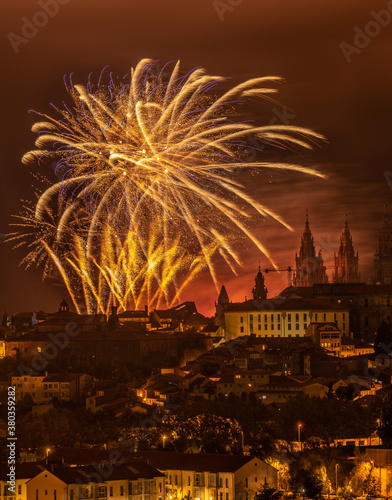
11,373,93,404
45,449,277,500
0,461,165,500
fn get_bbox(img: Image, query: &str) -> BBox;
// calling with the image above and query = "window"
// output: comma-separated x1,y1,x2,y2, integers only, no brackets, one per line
288,313,291,321
240,327,244,333
288,324,291,330
264,314,267,322
36,490,39,500
334,313,337,321
226,478,228,488
240,317,243,323
295,313,299,322
343,313,345,320
70,490,74,500
245,478,248,488
255,477,257,483
54,491,57,500
258,324,261,330
188,477,191,486
277,324,281,330
18,485,22,495
271,324,274,330
45,491,47,496
315,313,318,321
220,478,223,488
249,314,253,322
296,324,299,330
343,323,345,330
98,486,106,498
277,314,281,321
220,494,223,500
175,476,178,486
323,313,326,321
271,314,274,322
109,488,113,498
258,314,261,322
226,494,229,500
304,324,307,329
303,313,307,321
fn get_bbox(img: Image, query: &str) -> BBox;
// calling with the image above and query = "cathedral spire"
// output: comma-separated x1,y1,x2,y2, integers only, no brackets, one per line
293,212,328,287
333,215,360,283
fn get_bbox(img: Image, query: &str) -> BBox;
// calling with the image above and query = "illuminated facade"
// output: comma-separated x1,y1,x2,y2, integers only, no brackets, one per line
223,298,349,340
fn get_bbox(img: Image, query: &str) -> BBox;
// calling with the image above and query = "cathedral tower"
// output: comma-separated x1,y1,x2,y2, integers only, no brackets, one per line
293,212,328,287
333,215,360,283
252,267,268,301
374,214,392,285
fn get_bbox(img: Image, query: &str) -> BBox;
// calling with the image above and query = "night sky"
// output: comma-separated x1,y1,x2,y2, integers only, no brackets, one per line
1,0,392,317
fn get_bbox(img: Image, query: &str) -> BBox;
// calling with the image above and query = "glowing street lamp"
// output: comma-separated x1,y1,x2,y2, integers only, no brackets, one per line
335,464,339,498
162,435,166,449
298,424,302,449
46,448,50,457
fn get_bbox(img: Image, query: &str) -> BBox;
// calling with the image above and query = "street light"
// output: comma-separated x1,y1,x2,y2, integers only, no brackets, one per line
298,424,302,450
335,464,339,498
162,435,166,449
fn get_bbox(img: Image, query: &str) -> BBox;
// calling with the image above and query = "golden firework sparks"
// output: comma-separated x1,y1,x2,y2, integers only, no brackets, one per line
9,59,325,314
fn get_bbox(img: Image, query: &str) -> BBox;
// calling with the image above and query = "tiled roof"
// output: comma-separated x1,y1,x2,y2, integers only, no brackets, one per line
47,449,267,473
131,451,265,473
224,298,348,312
53,462,164,483
0,463,45,480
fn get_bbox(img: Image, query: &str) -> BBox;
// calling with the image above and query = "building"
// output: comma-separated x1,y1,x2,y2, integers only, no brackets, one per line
333,215,360,283
0,461,165,500
11,373,93,404
133,451,278,500
293,213,328,287
374,214,392,285
280,282,392,340
306,322,342,357
45,449,277,500
340,336,373,357
222,297,349,340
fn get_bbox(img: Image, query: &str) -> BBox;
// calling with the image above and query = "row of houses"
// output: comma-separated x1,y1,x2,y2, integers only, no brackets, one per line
0,450,278,500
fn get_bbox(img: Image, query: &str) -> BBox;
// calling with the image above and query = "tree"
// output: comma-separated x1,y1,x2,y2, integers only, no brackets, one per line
378,388,392,446
255,486,281,500
374,320,392,355
363,470,380,498
290,468,324,499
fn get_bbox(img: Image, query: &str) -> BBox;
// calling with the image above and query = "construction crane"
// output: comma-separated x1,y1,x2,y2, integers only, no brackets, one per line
263,267,293,287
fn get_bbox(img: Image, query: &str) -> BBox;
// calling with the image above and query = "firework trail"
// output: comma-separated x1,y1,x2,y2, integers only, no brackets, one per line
9,59,325,314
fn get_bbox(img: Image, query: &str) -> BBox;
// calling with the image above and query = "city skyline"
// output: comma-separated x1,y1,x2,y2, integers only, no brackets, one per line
1,0,392,316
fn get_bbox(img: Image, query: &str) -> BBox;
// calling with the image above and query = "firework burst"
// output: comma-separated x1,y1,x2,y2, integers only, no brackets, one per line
9,59,325,314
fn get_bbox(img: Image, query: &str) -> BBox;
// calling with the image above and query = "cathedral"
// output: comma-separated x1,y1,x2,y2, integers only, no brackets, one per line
374,214,392,285
332,215,360,283
292,212,328,287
